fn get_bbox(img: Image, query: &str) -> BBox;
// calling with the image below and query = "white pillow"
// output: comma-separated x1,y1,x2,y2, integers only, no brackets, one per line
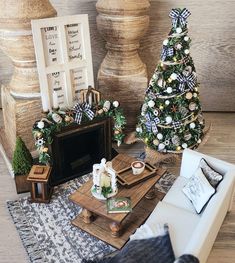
182,168,216,213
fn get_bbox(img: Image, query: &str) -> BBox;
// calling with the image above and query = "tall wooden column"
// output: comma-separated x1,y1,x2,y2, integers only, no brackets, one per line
0,0,56,156
96,0,150,130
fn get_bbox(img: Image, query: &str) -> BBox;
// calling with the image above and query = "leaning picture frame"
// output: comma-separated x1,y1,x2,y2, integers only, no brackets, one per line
31,14,94,112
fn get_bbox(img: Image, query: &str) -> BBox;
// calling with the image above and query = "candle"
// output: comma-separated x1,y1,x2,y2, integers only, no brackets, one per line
53,91,59,109
41,93,49,112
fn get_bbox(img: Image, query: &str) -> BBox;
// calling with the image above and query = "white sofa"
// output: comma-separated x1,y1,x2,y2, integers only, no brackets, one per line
130,149,235,263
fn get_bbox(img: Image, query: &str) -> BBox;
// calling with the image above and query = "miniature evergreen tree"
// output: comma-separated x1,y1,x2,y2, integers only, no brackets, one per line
136,8,205,153
12,137,33,175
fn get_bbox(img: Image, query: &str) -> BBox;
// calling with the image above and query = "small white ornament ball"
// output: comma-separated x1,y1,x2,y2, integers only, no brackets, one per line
136,127,142,133
176,27,182,33
148,100,155,108
190,122,196,129
170,73,178,80
158,143,166,151
165,100,170,105
157,133,163,140
184,49,190,55
163,39,169,46
166,87,173,94
193,93,198,98
165,116,173,124
182,143,188,149
176,43,182,50
153,139,159,146
37,121,45,129
113,101,119,108
184,36,189,41
197,139,202,144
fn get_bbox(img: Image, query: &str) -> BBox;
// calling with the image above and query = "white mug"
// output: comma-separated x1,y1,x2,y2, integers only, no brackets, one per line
131,161,145,175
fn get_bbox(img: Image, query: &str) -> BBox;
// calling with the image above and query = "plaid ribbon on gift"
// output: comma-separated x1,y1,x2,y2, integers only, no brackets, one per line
177,73,196,92
169,8,191,28
145,113,160,134
172,121,182,130
73,102,95,124
161,46,174,61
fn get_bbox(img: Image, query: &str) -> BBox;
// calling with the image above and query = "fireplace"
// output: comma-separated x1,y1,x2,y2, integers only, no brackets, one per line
50,117,112,186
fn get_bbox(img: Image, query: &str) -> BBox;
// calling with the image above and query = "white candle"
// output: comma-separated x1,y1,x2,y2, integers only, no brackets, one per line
37,183,42,195
41,93,49,112
53,91,59,109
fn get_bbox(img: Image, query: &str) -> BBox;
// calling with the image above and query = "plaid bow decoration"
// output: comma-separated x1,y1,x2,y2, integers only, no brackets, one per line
172,121,182,130
145,114,160,134
73,102,95,124
177,73,196,92
169,8,191,28
161,46,174,61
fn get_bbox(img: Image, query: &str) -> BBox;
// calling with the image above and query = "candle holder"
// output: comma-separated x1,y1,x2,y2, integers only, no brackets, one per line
27,165,53,203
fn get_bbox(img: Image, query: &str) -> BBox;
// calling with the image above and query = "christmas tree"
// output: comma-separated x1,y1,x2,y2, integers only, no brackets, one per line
136,8,205,153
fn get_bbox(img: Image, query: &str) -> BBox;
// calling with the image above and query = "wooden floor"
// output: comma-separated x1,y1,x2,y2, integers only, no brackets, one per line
0,113,235,262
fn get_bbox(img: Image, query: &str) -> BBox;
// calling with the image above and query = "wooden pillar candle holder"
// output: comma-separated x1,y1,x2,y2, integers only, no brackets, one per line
27,165,53,203
0,0,56,154
96,0,150,130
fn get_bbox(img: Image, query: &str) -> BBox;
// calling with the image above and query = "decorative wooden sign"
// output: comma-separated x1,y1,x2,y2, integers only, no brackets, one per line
31,15,94,112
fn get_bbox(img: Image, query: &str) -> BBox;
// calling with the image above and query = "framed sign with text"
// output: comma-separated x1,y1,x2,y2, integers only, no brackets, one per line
31,15,94,112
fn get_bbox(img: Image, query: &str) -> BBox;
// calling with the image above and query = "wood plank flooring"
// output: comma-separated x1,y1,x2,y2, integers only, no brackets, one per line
0,113,235,262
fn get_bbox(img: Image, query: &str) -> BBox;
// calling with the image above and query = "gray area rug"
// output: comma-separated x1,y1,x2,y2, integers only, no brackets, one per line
7,172,176,263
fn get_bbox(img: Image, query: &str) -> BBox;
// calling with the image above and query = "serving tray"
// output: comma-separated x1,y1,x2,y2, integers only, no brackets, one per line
116,163,165,188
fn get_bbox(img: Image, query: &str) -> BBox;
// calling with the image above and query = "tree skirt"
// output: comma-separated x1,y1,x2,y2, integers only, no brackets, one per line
7,172,176,263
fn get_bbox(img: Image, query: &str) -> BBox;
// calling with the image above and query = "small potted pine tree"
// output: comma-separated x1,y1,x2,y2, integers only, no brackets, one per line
12,137,33,194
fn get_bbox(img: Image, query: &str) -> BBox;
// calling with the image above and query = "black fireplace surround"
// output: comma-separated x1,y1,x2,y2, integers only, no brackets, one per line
50,117,112,186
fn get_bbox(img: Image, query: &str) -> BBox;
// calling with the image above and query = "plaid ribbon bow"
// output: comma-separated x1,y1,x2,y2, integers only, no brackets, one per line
73,102,95,124
161,46,174,61
145,113,160,134
172,121,182,130
177,73,196,92
169,8,191,28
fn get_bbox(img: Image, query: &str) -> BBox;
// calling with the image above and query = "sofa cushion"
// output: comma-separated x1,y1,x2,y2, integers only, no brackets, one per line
83,223,175,263
199,158,223,188
130,201,200,258
182,168,215,213
162,176,197,213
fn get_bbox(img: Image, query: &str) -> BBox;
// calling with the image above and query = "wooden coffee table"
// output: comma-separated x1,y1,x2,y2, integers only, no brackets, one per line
69,154,166,249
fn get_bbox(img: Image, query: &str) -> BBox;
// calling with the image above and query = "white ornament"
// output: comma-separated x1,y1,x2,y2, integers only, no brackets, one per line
164,140,170,146
158,143,165,151
190,122,196,129
136,127,142,133
166,87,173,94
193,93,198,98
153,139,159,146
148,100,155,108
182,143,188,149
176,27,182,33
141,103,148,113
113,101,119,108
184,36,189,41
197,139,202,143
157,133,163,140
37,121,45,129
184,49,190,55
163,39,169,46
165,116,172,124
176,43,182,50
103,100,111,111
165,100,170,105
170,73,178,80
